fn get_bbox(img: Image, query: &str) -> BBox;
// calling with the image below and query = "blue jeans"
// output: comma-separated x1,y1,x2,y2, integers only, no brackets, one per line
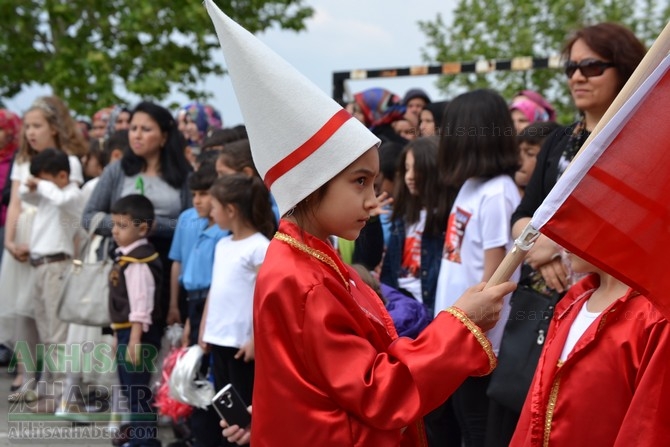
115,324,162,447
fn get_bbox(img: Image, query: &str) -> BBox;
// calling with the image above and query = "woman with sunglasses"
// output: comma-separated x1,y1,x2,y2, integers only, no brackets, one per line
510,23,645,294
485,23,646,447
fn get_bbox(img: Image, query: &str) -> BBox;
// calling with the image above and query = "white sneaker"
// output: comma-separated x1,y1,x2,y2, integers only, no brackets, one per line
8,388,37,403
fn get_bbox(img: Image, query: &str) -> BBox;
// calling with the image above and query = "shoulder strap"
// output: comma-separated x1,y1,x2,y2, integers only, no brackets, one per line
77,212,108,261
87,212,107,239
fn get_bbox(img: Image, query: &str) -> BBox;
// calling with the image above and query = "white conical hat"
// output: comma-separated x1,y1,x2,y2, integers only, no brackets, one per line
205,0,380,215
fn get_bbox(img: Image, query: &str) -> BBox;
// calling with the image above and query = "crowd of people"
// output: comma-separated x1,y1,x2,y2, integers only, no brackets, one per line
0,13,667,447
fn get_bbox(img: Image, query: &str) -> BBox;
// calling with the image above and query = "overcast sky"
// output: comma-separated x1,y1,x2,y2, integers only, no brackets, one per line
4,1,454,126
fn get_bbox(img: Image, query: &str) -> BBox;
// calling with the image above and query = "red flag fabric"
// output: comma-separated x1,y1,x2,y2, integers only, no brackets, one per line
531,55,670,319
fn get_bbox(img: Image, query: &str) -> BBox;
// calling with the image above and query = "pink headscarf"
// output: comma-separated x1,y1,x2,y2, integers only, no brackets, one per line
510,90,556,123
0,109,21,226
0,109,22,159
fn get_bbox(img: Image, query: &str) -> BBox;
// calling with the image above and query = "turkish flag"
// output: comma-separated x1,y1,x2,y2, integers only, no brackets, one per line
531,54,670,319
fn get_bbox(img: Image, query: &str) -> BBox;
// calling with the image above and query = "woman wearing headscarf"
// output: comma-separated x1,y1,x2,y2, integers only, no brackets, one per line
509,90,556,133
0,110,22,234
419,100,448,137
106,105,132,136
0,110,22,365
352,88,409,145
91,106,115,140
177,102,223,149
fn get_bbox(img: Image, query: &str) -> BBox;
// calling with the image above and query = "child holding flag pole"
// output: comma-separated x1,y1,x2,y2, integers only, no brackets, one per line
491,20,670,447
203,1,517,446
487,19,670,290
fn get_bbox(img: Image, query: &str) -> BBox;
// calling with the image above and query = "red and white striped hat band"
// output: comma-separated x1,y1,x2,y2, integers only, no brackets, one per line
263,108,352,189
205,0,380,216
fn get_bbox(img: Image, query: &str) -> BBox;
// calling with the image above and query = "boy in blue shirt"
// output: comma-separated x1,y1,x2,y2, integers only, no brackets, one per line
167,162,227,447
168,163,227,334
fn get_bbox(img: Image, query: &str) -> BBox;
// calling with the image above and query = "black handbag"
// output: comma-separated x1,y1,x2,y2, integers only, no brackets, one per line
487,284,562,412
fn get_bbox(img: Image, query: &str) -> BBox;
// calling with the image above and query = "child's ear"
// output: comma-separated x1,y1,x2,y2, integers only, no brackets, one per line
111,149,123,162
138,222,150,237
224,203,237,216
242,166,255,178
57,171,69,183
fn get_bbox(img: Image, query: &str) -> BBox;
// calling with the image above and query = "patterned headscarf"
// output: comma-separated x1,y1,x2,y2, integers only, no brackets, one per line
106,105,131,137
180,102,223,142
93,106,114,124
509,90,556,123
0,109,22,159
353,88,406,129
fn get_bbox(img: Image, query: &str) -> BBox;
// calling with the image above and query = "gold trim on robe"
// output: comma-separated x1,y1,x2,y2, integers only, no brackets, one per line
445,306,497,375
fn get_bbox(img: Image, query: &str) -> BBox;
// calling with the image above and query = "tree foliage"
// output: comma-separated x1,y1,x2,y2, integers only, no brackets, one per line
0,0,313,116
419,0,669,122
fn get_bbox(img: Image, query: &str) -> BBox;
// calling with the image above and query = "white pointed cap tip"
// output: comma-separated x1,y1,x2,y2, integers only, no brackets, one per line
205,0,380,215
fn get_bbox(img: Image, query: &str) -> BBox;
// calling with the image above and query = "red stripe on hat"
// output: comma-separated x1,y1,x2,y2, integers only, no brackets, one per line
264,108,352,189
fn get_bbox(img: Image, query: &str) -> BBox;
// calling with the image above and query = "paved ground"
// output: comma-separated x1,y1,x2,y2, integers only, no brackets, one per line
0,367,179,446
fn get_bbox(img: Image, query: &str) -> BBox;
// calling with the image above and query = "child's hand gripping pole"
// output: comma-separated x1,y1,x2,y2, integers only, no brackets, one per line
485,223,539,289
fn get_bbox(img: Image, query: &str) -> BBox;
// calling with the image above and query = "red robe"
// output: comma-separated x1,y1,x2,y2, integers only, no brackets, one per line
511,274,670,446
251,220,496,446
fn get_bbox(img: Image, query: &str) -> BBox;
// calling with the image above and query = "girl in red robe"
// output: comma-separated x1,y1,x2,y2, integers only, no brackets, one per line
203,2,516,445
248,149,516,447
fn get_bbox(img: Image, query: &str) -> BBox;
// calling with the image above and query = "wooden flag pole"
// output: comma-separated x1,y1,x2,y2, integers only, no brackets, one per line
486,20,670,289
486,224,540,287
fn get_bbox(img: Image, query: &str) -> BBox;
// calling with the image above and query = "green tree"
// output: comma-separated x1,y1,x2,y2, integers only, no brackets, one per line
419,0,669,122
0,0,313,116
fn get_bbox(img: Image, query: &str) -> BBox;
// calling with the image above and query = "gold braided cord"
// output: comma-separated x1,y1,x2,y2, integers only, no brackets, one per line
544,365,563,447
117,252,160,267
444,306,497,375
274,232,349,291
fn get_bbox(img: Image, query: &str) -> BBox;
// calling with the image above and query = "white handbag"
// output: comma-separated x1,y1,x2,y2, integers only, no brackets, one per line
57,213,112,327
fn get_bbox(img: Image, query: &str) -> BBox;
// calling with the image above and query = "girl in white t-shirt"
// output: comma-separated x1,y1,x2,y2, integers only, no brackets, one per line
433,89,521,447
199,173,274,407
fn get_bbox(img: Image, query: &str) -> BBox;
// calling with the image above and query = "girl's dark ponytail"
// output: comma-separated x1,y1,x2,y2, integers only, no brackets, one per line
249,176,276,239
210,173,275,239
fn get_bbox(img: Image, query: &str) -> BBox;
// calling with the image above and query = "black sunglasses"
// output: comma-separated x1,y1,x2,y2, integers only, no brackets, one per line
565,59,615,79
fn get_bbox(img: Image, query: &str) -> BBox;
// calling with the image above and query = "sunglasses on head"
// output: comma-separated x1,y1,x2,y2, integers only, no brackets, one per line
565,59,615,79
